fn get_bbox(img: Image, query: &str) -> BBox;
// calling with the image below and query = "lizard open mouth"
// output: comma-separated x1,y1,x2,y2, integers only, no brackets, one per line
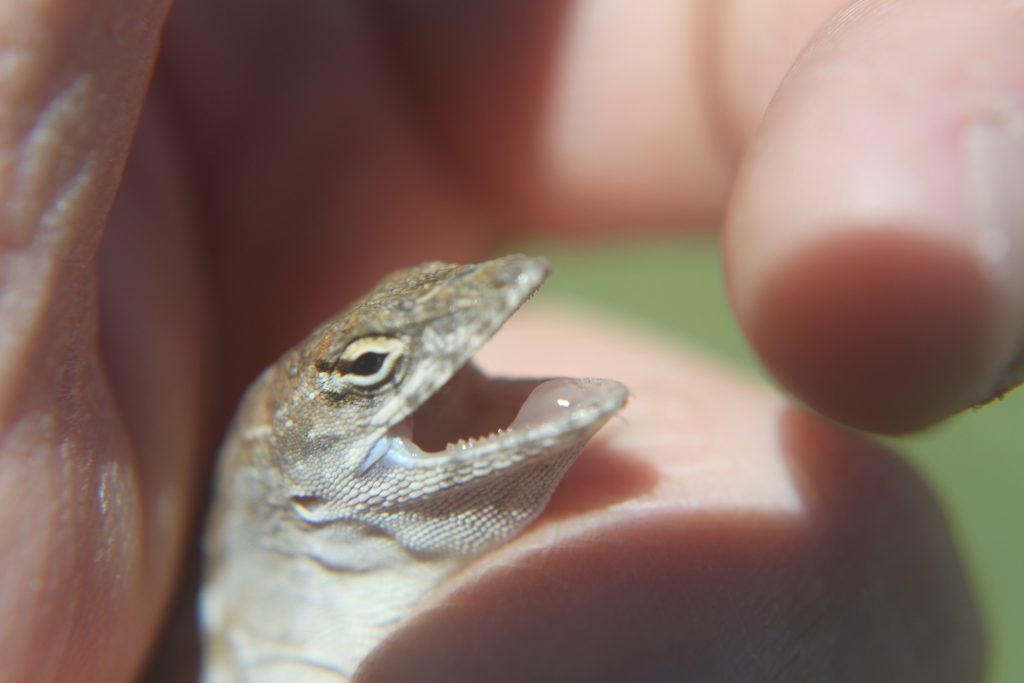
414,363,621,450
359,361,627,475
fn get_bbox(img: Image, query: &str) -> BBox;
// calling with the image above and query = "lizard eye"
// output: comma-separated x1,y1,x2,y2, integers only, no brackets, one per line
319,336,406,393
349,351,386,377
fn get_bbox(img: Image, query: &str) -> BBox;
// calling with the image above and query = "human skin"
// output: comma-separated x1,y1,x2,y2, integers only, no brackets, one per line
1,1,1019,681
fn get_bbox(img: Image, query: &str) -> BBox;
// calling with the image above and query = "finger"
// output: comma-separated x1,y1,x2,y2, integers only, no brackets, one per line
367,0,851,231
724,0,1024,432
0,2,179,682
100,99,209,682
357,308,984,682
368,0,723,231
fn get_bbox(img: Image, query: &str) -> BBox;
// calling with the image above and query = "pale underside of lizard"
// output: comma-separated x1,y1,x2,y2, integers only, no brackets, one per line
199,255,628,682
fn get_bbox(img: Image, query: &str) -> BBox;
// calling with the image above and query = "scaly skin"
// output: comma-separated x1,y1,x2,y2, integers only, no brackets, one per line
200,255,627,682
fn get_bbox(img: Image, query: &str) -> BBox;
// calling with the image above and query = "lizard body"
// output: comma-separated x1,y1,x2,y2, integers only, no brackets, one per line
200,255,627,682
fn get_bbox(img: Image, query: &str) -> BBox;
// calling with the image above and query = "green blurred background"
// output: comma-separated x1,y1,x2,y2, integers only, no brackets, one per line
523,236,1021,683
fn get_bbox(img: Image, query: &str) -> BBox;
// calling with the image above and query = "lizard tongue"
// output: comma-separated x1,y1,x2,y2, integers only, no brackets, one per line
507,378,598,430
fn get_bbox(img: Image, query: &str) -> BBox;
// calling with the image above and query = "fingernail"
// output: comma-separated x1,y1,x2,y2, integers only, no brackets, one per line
965,111,1024,404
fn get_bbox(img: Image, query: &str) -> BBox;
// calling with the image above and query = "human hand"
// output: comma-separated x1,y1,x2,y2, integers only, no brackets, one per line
2,1,1009,681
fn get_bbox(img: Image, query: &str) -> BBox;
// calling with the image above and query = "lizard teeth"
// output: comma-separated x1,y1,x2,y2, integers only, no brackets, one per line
446,430,509,451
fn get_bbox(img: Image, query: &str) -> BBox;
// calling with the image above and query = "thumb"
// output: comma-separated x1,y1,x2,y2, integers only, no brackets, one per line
0,2,183,682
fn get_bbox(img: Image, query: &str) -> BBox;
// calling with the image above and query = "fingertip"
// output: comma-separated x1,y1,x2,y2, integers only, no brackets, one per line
739,230,995,434
725,0,1024,432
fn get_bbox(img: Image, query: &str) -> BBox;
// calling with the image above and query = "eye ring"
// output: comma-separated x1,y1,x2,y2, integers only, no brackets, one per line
317,336,406,394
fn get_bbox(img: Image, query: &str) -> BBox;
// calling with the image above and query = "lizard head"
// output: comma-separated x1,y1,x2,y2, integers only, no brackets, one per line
274,255,628,557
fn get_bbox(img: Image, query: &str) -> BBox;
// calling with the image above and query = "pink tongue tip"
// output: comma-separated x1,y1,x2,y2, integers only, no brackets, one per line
510,378,593,429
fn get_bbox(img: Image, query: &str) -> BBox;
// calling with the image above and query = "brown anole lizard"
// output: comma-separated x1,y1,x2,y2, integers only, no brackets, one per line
199,255,628,682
